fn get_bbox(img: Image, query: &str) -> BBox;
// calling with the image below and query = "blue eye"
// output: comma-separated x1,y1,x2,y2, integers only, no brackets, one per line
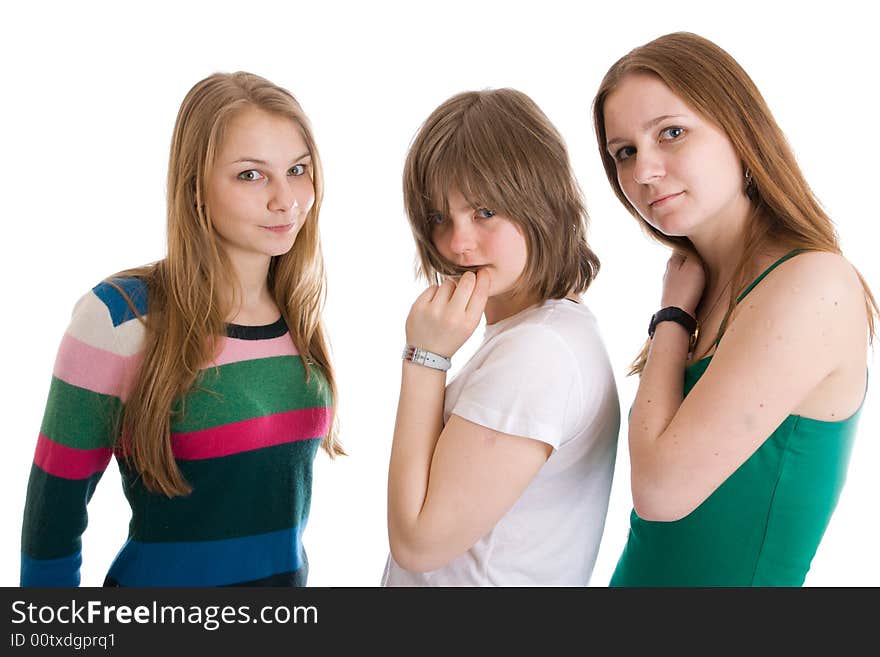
614,146,636,162
427,212,444,226
237,169,263,181
476,208,496,219
660,126,685,140
289,163,308,176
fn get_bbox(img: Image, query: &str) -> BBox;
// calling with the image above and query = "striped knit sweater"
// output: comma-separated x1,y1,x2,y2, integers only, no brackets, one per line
21,277,333,586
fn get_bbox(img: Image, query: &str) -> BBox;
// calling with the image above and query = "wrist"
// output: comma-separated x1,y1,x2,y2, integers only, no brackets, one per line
402,344,452,372
648,306,699,353
660,298,697,317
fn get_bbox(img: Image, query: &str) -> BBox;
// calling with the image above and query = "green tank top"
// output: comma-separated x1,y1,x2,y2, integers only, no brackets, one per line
610,250,864,586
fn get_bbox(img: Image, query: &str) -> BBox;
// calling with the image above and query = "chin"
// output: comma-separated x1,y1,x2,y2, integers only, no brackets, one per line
646,216,697,238
269,245,297,258
268,235,301,256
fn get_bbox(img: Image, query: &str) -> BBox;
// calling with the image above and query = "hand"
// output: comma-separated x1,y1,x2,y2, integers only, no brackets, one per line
660,250,705,316
405,269,491,358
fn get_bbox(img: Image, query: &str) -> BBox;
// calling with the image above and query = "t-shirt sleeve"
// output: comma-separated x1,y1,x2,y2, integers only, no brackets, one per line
449,324,584,449
20,282,142,586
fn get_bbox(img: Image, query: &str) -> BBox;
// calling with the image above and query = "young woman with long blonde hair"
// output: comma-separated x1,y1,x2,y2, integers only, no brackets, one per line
20,71,341,586
593,32,876,586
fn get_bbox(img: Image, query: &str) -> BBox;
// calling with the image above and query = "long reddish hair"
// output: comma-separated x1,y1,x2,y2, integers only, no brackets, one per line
592,32,877,373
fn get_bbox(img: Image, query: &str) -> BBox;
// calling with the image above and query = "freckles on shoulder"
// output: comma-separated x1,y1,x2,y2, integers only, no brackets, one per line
759,251,863,306
764,251,870,351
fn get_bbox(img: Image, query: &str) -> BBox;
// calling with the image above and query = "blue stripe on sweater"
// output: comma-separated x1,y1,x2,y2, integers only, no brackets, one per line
105,525,306,586
21,552,82,587
92,278,148,327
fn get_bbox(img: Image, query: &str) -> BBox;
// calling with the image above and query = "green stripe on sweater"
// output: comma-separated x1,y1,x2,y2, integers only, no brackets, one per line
171,356,331,432
40,378,121,449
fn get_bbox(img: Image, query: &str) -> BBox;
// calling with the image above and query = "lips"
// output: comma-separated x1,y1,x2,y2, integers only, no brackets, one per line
261,223,295,233
649,192,684,207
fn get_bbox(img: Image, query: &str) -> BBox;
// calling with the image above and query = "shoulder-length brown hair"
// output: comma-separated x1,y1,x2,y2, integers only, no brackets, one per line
113,71,342,497
591,31,877,373
404,88,599,301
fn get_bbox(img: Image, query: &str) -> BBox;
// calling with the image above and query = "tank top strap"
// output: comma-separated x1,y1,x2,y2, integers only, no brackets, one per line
712,249,807,348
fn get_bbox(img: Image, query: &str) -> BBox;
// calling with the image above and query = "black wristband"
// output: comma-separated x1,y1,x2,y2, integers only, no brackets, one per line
648,306,697,339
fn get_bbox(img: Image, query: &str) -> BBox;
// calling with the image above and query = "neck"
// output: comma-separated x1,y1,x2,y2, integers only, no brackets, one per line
223,249,275,323
484,291,540,325
688,196,752,286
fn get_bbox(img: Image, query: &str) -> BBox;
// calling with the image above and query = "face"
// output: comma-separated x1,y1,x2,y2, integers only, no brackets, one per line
206,107,314,266
430,188,529,300
602,73,749,239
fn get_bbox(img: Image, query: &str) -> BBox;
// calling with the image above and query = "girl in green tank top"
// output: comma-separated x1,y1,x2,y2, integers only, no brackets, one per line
592,33,877,586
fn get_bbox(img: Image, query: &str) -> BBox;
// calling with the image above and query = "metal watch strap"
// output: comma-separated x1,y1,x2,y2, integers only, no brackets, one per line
402,344,452,371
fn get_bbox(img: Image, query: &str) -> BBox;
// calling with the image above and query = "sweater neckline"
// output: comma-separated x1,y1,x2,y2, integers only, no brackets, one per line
225,315,288,340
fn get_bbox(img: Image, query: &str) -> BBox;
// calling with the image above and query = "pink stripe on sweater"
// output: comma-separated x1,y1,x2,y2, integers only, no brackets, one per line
54,333,297,400
53,333,141,401
34,434,113,480
211,334,299,367
171,407,331,460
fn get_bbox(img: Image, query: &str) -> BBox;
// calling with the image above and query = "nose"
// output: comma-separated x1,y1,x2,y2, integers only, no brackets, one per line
447,219,478,257
267,177,297,213
631,147,665,185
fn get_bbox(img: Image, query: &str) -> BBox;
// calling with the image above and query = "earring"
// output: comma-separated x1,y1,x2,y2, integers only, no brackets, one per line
744,167,758,200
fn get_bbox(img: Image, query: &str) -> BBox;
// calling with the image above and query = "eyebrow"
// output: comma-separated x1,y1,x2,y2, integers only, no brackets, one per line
435,200,489,217
605,114,687,150
231,152,311,166
449,201,475,213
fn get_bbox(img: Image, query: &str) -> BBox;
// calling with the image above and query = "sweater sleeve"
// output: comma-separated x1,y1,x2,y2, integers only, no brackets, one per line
20,280,146,586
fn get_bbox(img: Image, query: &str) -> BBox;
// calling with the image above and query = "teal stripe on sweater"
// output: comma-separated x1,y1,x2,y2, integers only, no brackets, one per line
119,439,320,542
22,464,105,560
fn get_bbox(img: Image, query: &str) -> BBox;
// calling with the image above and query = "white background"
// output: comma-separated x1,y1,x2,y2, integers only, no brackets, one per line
2,0,877,587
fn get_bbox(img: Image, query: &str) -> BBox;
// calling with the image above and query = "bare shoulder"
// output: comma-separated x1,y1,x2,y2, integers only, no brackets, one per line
778,250,861,282
723,250,867,355
749,250,865,312
713,250,867,421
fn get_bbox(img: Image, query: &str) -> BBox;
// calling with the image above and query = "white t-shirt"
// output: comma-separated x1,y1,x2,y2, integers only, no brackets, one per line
382,298,620,586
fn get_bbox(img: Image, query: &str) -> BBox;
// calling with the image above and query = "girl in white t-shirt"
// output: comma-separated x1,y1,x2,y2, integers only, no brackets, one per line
383,88,621,586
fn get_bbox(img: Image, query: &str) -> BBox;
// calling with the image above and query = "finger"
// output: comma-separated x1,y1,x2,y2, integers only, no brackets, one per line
668,252,688,271
413,284,439,307
466,268,491,316
433,278,456,304
449,270,476,312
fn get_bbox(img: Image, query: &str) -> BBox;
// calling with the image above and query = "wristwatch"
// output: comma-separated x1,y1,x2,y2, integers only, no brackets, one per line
648,306,698,349
402,344,452,372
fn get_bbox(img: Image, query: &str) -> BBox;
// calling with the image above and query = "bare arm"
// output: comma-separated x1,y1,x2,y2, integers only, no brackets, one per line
388,401,551,572
630,251,866,521
387,270,552,572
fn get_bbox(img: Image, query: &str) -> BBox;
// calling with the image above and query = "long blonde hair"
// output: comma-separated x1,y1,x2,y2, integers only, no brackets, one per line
591,32,878,374
113,71,342,496
404,88,599,300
